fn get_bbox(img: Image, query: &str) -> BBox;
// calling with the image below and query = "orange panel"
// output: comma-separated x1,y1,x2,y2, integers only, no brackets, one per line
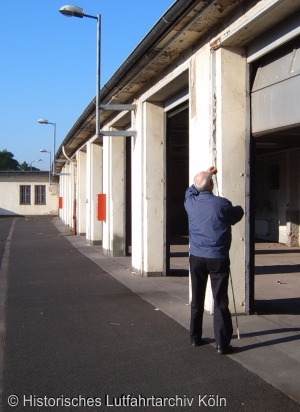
97,194,106,221
59,197,63,209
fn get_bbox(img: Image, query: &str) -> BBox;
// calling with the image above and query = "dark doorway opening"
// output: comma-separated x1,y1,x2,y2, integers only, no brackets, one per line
250,36,300,314
253,139,300,316
166,103,189,276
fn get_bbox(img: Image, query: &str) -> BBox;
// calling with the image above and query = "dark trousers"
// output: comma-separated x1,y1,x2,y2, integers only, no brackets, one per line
190,254,233,347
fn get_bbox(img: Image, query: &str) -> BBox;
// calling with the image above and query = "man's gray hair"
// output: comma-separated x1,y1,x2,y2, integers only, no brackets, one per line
194,171,212,192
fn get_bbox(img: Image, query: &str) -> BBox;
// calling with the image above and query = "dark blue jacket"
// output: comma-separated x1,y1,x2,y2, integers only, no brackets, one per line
184,185,244,258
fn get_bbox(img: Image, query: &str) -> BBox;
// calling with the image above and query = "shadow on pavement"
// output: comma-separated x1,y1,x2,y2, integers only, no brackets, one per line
255,265,300,275
255,298,300,315
234,327,300,353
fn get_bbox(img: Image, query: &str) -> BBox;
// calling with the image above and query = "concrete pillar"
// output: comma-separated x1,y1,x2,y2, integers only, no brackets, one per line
102,134,125,256
189,45,212,177
86,143,92,243
131,105,143,272
65,162,74,228
77,150,87,236
132,101,165,276
58,168,64,222
215,46,247,313
69,162,75,229
189,46,215,311
60,164,71,226
90,143,103,245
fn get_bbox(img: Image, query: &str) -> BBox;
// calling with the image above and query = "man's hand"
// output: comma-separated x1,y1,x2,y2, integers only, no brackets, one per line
207,166,217,175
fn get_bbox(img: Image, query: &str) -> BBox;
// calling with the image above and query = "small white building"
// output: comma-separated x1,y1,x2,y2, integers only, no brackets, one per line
0,171,59,216
55,0,300,314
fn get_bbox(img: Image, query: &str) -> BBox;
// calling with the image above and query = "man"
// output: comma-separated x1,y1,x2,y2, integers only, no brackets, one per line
184,166,244,354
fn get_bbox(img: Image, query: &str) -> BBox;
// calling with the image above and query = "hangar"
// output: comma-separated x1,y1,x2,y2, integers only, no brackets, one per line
55,0,300,314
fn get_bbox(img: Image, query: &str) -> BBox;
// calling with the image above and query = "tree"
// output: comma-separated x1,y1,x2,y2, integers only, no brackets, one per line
18,161,40,171
0,149,19,171
0,150,40,171
18,161,30,171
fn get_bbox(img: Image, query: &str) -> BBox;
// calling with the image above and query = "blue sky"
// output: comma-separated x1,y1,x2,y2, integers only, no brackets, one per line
0,0,174,168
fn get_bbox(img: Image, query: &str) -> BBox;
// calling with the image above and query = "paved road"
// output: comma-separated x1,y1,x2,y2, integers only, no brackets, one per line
1,216,300,411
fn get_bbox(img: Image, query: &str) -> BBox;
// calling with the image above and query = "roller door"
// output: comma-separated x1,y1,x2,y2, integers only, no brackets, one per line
252,36,300,136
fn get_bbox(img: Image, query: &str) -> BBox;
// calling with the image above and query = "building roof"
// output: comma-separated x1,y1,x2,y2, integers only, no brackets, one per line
55,0,300,172
0,171,59,183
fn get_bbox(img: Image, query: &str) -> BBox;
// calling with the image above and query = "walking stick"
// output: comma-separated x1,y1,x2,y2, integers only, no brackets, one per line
229,268,240,339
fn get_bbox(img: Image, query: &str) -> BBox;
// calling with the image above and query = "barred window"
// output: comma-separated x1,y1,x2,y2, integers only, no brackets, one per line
20,185,31,205
35,185,46,205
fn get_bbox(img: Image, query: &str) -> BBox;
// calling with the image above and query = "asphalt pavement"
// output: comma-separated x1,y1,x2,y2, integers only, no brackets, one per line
0,216,300,412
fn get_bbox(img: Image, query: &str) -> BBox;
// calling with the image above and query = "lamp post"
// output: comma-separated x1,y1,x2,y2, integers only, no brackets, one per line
30,159,41,171
40,149,51,184
38,119,56,176
59,5,101,137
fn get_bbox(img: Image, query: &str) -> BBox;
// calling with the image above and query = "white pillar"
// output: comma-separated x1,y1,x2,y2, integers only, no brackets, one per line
59,168,64,222
65,164,72,227
61,163,72,226
86,143,92,243
102,134,125,256
131,105,143,271
189,46,215,311
132,101,165,276
69,161,75,230
90,143,103,245
77,150,87,236
215,46,247,313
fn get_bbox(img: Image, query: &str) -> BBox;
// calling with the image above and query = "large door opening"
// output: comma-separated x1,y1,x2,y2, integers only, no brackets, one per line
253,132,300,316
166,103,189,276
250,35,300,315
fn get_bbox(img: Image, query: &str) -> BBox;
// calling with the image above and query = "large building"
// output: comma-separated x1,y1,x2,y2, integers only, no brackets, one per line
0,171,59,216
55,0,300,314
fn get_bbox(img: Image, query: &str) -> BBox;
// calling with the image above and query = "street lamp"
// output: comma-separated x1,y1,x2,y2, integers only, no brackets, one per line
40,149,51,184
59,5,101,137
30,159,41,171
38,119,56,176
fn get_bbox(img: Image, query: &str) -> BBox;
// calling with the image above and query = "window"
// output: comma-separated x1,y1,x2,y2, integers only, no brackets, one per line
20,185,31,205
35,185,46,205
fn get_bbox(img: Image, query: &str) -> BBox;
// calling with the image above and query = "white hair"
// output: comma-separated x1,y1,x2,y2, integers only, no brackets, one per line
194,172,212,191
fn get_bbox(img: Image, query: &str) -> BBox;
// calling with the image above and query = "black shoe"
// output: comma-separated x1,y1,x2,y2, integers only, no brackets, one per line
216,345,233,355
190,338,203,347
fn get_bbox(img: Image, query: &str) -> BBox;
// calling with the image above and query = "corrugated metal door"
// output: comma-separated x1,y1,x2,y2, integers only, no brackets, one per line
252,36,300,136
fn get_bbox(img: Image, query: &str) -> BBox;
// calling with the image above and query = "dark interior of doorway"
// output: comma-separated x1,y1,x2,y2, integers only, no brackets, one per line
252,131,300,315
249,40,300,315
166,103,189,276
